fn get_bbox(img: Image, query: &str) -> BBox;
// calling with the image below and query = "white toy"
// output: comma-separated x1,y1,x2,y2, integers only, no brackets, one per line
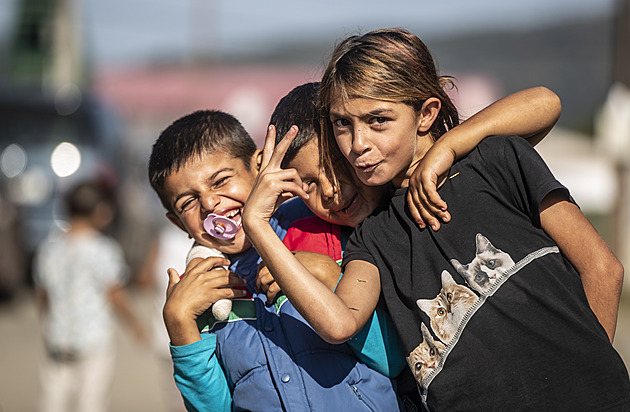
185,244,232,321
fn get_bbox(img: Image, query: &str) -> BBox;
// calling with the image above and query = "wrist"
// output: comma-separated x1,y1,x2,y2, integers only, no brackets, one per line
163,303,201,346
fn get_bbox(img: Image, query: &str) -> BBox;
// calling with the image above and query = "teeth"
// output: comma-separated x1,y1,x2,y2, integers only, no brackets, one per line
225,209,240,219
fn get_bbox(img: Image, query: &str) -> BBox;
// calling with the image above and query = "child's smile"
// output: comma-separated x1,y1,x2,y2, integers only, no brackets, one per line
163,150,259,254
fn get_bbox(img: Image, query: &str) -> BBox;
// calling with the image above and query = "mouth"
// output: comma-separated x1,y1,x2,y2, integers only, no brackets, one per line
204,208,243,238
223,209,242,226
355,160,380,174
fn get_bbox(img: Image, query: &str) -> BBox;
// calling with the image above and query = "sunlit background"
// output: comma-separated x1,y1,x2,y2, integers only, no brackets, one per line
1,0,629,410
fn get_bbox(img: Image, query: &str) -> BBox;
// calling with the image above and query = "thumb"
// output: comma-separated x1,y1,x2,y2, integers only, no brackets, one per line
166,268,180,298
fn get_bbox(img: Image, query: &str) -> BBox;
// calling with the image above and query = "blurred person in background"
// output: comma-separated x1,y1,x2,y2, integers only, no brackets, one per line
135,222,190,412
33,180,147,412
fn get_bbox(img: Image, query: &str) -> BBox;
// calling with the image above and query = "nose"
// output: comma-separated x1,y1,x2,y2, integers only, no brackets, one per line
351,126,369,155
200,192,220,214
319,174,337,205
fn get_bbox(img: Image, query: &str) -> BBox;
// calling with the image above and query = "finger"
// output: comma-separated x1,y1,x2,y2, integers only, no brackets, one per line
406,189,426,229
255,262,268,292
261,125,278,170
422,177,448,212
260,273,275,294
166,268,180,298
259,169,309,200
196,256,232,272
268,125,299,170
256,271,271,292
186,257,204,271
425,191,450,224
266,282,281,302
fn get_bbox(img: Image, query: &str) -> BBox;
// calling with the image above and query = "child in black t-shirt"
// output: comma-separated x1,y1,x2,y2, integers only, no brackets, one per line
243,28,630,411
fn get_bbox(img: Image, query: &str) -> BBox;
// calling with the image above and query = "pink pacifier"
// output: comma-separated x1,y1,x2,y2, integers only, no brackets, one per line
203,213,239,240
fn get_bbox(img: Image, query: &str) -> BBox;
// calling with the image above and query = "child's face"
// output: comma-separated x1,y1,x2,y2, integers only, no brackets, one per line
329,97,424,188
287,138,385,228
163,150,260,255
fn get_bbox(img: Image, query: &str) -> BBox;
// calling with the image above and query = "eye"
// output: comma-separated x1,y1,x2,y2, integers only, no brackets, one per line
370,116,388,125
415,362,422,371
302,180,316,194
430,348,436,356
437,307,446,316
178,197,198,213
446,292,453,302
212,176,230,189
333,118,350,128
487,260,496,269
475,273,484,282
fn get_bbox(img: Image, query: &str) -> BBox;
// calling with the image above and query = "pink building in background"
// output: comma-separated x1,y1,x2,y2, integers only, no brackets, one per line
94,64,321,146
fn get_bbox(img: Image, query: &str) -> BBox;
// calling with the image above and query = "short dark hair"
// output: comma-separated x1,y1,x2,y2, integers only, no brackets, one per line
148,110,257,212
65,181,113,218
269,82,320,168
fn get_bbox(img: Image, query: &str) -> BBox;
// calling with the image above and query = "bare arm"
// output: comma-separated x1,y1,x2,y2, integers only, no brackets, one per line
540,189,624,342
408,86,562,230
256,251,342,301
35,286,48,317
243,126,380,343
108,283,148,344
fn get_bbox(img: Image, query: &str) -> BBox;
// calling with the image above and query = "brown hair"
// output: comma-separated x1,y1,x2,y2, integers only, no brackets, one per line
148,110,256,213
318,28,459,186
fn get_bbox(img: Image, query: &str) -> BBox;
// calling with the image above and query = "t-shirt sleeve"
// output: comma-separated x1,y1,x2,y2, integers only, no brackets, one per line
342,221,378,270
479,135,574,228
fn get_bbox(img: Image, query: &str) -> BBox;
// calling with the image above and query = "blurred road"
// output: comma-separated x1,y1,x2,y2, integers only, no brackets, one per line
1,289,629,412
0,289,172,412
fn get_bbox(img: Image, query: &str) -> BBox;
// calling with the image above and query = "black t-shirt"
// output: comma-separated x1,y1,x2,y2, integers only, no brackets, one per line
345,136,630,411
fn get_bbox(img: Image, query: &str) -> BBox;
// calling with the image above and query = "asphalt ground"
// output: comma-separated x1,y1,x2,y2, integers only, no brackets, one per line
1,289,629,412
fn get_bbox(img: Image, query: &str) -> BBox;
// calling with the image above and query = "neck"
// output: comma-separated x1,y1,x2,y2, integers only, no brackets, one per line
68,218,95,234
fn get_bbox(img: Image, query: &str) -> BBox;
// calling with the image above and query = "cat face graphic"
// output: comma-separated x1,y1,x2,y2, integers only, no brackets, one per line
416,271,477,344
450,233,515,294
407,322,446,386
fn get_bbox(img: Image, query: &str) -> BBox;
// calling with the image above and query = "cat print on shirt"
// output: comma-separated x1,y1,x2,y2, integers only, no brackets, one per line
450,233,515,294
416,271,477,344
407,323,446,386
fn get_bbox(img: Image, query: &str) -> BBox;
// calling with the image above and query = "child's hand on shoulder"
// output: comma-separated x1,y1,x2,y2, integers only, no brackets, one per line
256,261,282,303
407,141,453,231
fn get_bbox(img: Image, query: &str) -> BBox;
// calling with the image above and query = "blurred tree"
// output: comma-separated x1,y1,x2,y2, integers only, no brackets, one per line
3,0,86,93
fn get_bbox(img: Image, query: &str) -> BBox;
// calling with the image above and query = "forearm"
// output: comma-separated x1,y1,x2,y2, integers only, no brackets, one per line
109,286,144,335
171,334,232,412
443,86,561,157
245,221,365,343
163,302,203,346
540,191,623,342
580,263,624,342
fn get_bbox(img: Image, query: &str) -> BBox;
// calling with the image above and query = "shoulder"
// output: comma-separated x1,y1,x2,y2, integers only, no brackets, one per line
476,135,531,156
275,198,313,222
288,216,334,233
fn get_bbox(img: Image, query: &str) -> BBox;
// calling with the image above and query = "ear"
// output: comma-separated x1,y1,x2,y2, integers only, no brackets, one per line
252,149,264,172
417,97,442,133
166,212,192,239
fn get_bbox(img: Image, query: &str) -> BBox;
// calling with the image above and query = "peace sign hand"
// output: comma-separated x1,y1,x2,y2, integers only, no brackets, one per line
242,124,309,233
